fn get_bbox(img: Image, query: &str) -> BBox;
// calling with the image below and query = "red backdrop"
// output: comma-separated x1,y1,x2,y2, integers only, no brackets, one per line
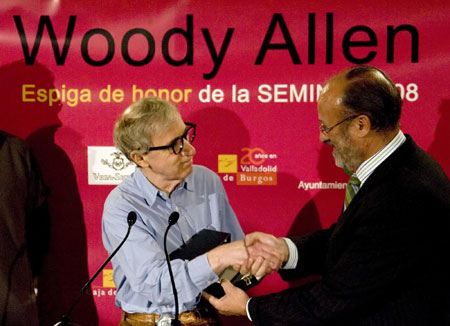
1,1,449,325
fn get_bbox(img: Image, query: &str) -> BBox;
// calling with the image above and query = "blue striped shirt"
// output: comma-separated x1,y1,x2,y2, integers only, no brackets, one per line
102,165,244,314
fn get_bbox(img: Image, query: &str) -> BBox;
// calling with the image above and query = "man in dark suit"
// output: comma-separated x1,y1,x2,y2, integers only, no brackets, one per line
0,131,50,326
204,65,450,325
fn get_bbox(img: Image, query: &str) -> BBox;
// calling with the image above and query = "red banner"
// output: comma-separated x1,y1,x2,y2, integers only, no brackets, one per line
1,1,449,325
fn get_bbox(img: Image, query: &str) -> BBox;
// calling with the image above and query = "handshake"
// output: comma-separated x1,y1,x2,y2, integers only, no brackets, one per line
204,231,289,316
207,231,290,279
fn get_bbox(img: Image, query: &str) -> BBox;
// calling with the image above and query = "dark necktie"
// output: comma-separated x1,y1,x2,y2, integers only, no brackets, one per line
344,175,361,210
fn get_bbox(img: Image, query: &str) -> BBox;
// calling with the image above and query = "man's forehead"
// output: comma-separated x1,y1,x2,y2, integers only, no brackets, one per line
319,75,348,101
151,118,184,138
319,78,346,106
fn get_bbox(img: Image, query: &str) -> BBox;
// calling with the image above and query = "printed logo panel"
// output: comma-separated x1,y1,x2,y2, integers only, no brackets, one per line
218,154,238,173
102,269,116,288
237,172,277,185
218,147,278,186
88,146,135,185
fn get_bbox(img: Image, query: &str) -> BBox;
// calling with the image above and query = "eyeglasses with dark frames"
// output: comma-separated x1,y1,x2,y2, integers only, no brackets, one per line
319,115,359,135
147,122,196,155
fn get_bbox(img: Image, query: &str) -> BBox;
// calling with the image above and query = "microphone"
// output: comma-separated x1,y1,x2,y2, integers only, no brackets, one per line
54,211,137,326
163,211,181,326
127,211,137,226
168,211,179,227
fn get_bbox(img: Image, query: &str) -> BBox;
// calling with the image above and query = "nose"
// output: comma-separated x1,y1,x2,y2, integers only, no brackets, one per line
319,131,329,143
181,140,196,156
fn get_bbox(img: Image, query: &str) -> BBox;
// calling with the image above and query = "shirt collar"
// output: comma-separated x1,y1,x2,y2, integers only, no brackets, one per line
133,166,195,206
133,167,159,206
354,130,406,187
184,171,195,192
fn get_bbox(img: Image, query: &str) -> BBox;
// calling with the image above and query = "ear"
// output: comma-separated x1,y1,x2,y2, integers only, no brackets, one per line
130,150,150,168
354,115,371,137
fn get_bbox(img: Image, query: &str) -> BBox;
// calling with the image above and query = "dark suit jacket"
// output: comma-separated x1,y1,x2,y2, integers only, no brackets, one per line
249,135,450,325
0,131,49,326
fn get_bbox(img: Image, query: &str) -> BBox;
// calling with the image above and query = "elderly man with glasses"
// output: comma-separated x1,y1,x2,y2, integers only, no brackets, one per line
204,65,450,325
102,97,249,326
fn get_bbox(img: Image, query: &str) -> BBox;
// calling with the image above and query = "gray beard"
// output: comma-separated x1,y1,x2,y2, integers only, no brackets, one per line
331,137,365,171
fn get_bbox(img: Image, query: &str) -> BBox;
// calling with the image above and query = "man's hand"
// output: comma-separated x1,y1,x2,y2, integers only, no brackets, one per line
202,280,249,316
233,254,274,278
207,240,248,275
237,232,289,276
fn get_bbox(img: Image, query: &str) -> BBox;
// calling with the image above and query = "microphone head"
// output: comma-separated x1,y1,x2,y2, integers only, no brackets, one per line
127,211,137,226
168,211,180,226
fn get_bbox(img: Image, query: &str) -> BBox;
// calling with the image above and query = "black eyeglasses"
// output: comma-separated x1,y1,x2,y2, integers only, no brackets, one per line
147,122,196,155
319,115,359,135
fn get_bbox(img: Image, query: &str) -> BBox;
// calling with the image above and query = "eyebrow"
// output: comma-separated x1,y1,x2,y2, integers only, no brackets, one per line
166,124,188,145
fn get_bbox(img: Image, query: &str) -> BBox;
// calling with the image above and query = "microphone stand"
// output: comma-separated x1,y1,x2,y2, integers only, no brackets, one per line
54,212,137,326
163,212,181,326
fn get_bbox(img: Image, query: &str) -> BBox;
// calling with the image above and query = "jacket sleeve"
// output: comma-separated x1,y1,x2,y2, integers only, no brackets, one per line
248,204,428,325
279,225,335,281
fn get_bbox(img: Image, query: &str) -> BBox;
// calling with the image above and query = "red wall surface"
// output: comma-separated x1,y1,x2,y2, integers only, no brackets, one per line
1,1,449,325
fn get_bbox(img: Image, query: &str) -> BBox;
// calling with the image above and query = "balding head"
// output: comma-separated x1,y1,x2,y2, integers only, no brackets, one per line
321,65,402,132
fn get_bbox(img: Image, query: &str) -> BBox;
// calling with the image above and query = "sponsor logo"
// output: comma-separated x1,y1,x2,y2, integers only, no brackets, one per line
218,154,238,173
218,147,278,186
102,269,116,288
88,146,135,185
101,151,133,171
84,269,116,298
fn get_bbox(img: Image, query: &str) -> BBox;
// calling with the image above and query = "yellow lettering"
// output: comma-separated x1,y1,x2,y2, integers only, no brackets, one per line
80,89,92,104
22,84,36,102
21,84,92,107
133,85,192,103
66,89,78,107
36,88,48,103
48,89,60,107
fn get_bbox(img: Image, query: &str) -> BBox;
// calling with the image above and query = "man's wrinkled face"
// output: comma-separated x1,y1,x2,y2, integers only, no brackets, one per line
327,122,361,170
317,79,364,172
144,118,196,183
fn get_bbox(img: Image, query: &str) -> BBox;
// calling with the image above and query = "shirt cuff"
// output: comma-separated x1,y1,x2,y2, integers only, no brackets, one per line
281,237,298,269
246,298,252,321
187,253,218,291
